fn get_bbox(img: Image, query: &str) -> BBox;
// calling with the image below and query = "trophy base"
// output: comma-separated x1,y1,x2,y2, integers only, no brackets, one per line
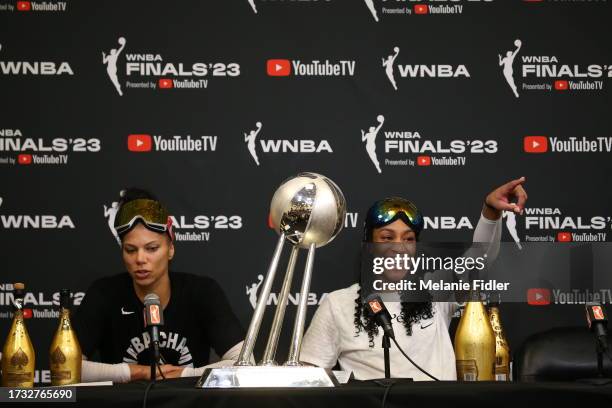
195,366,339,388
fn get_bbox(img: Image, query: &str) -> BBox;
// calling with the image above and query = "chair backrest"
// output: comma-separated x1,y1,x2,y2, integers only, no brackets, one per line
514,326,612,382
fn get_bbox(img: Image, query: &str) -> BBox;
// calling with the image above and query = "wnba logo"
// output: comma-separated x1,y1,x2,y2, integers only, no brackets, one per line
102,37,127,96
498,39,522,98
361,115,385,174
243,121,333,166
246,275,326,309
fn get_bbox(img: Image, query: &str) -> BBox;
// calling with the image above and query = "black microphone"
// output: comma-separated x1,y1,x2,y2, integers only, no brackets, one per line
364,294,395,340
144,293,164,381
586,302,608,352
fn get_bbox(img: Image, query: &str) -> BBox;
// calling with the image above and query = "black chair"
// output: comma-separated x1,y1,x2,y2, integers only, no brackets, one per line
514,326,612,382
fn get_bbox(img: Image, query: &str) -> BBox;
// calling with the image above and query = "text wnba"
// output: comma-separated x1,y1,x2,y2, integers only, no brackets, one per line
0,215,75,229
259,140,332,153
397,65,470,78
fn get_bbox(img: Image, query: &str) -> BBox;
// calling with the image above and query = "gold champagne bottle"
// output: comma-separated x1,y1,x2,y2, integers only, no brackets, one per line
454,292,496,381
1,283,36,387
49,289,82,386
488,301,511,381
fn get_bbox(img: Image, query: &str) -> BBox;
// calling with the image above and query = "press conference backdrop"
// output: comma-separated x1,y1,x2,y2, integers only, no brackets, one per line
0,0,611,384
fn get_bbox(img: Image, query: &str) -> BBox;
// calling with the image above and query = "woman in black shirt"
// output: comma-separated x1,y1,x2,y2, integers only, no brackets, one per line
73,188,245,382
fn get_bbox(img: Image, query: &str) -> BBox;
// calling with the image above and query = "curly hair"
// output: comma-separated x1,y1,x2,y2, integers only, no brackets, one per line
353,286,434,347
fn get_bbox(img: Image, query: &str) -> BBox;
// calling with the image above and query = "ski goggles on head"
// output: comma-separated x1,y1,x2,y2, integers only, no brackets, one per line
114,199,173,239
364,197,424,240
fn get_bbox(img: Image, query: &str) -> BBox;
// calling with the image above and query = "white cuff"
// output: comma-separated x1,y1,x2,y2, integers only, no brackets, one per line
81,359,131,383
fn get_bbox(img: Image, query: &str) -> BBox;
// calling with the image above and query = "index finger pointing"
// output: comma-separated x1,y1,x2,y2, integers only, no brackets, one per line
503,176,526,191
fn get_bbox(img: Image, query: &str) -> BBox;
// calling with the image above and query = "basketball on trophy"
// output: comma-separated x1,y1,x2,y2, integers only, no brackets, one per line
269,172,346,248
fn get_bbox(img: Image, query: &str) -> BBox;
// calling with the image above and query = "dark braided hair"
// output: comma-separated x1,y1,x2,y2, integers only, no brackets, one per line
354,197,434,347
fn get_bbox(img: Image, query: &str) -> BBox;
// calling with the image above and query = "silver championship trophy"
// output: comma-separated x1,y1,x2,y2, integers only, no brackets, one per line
196,172,346,388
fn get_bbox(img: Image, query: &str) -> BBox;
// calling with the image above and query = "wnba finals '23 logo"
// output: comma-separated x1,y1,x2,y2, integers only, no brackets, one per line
497,38,610,97
360,115,498,173
101,37,240,96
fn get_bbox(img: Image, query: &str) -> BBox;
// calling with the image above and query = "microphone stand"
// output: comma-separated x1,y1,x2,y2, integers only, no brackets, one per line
382,334,391,379
150,328,161,384
577,338,612,385
597,341,604,378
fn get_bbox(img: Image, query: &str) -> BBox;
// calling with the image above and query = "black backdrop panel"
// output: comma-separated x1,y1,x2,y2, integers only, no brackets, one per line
1,0,611,383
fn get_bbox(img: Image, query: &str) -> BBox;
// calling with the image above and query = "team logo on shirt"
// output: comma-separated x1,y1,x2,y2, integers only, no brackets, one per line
123,330,193,366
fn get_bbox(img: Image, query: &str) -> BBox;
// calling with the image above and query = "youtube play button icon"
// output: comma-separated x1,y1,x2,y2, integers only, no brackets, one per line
417,156,431,166
523,136,548,153
527,288,551,306
17,1,31,11
557,232,572,242
128,134,152,152
267,59,291,77
554,80,569,91
414,4,429,14
18,154,32,165
158,78,173,89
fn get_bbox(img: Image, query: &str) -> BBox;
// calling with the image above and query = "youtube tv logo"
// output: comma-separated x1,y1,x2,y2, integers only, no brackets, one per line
414,5,429,14
18,154,32,165
527,288,551,306
17,1,31,11
127,134,152,152
417,156,431,166
267,59,291,77
158,79,173,89
556,232,572,242
554,80,569,91
22,308,33,319
523,136,548,153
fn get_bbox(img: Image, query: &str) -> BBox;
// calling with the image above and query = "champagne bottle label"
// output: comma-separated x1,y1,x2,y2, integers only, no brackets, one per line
456,359,478,381
50,346,72,381
495,358,510,380
489,307,511,381
3,348,34,385
4,372,33,383
10,348,29,368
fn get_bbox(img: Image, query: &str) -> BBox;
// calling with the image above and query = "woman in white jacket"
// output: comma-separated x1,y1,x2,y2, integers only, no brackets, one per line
300,177,528,380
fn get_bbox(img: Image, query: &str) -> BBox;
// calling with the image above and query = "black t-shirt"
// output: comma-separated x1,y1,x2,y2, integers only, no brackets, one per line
73,272,245,367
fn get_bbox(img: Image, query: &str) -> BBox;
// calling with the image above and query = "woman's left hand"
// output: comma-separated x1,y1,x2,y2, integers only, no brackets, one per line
483,176,528,220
